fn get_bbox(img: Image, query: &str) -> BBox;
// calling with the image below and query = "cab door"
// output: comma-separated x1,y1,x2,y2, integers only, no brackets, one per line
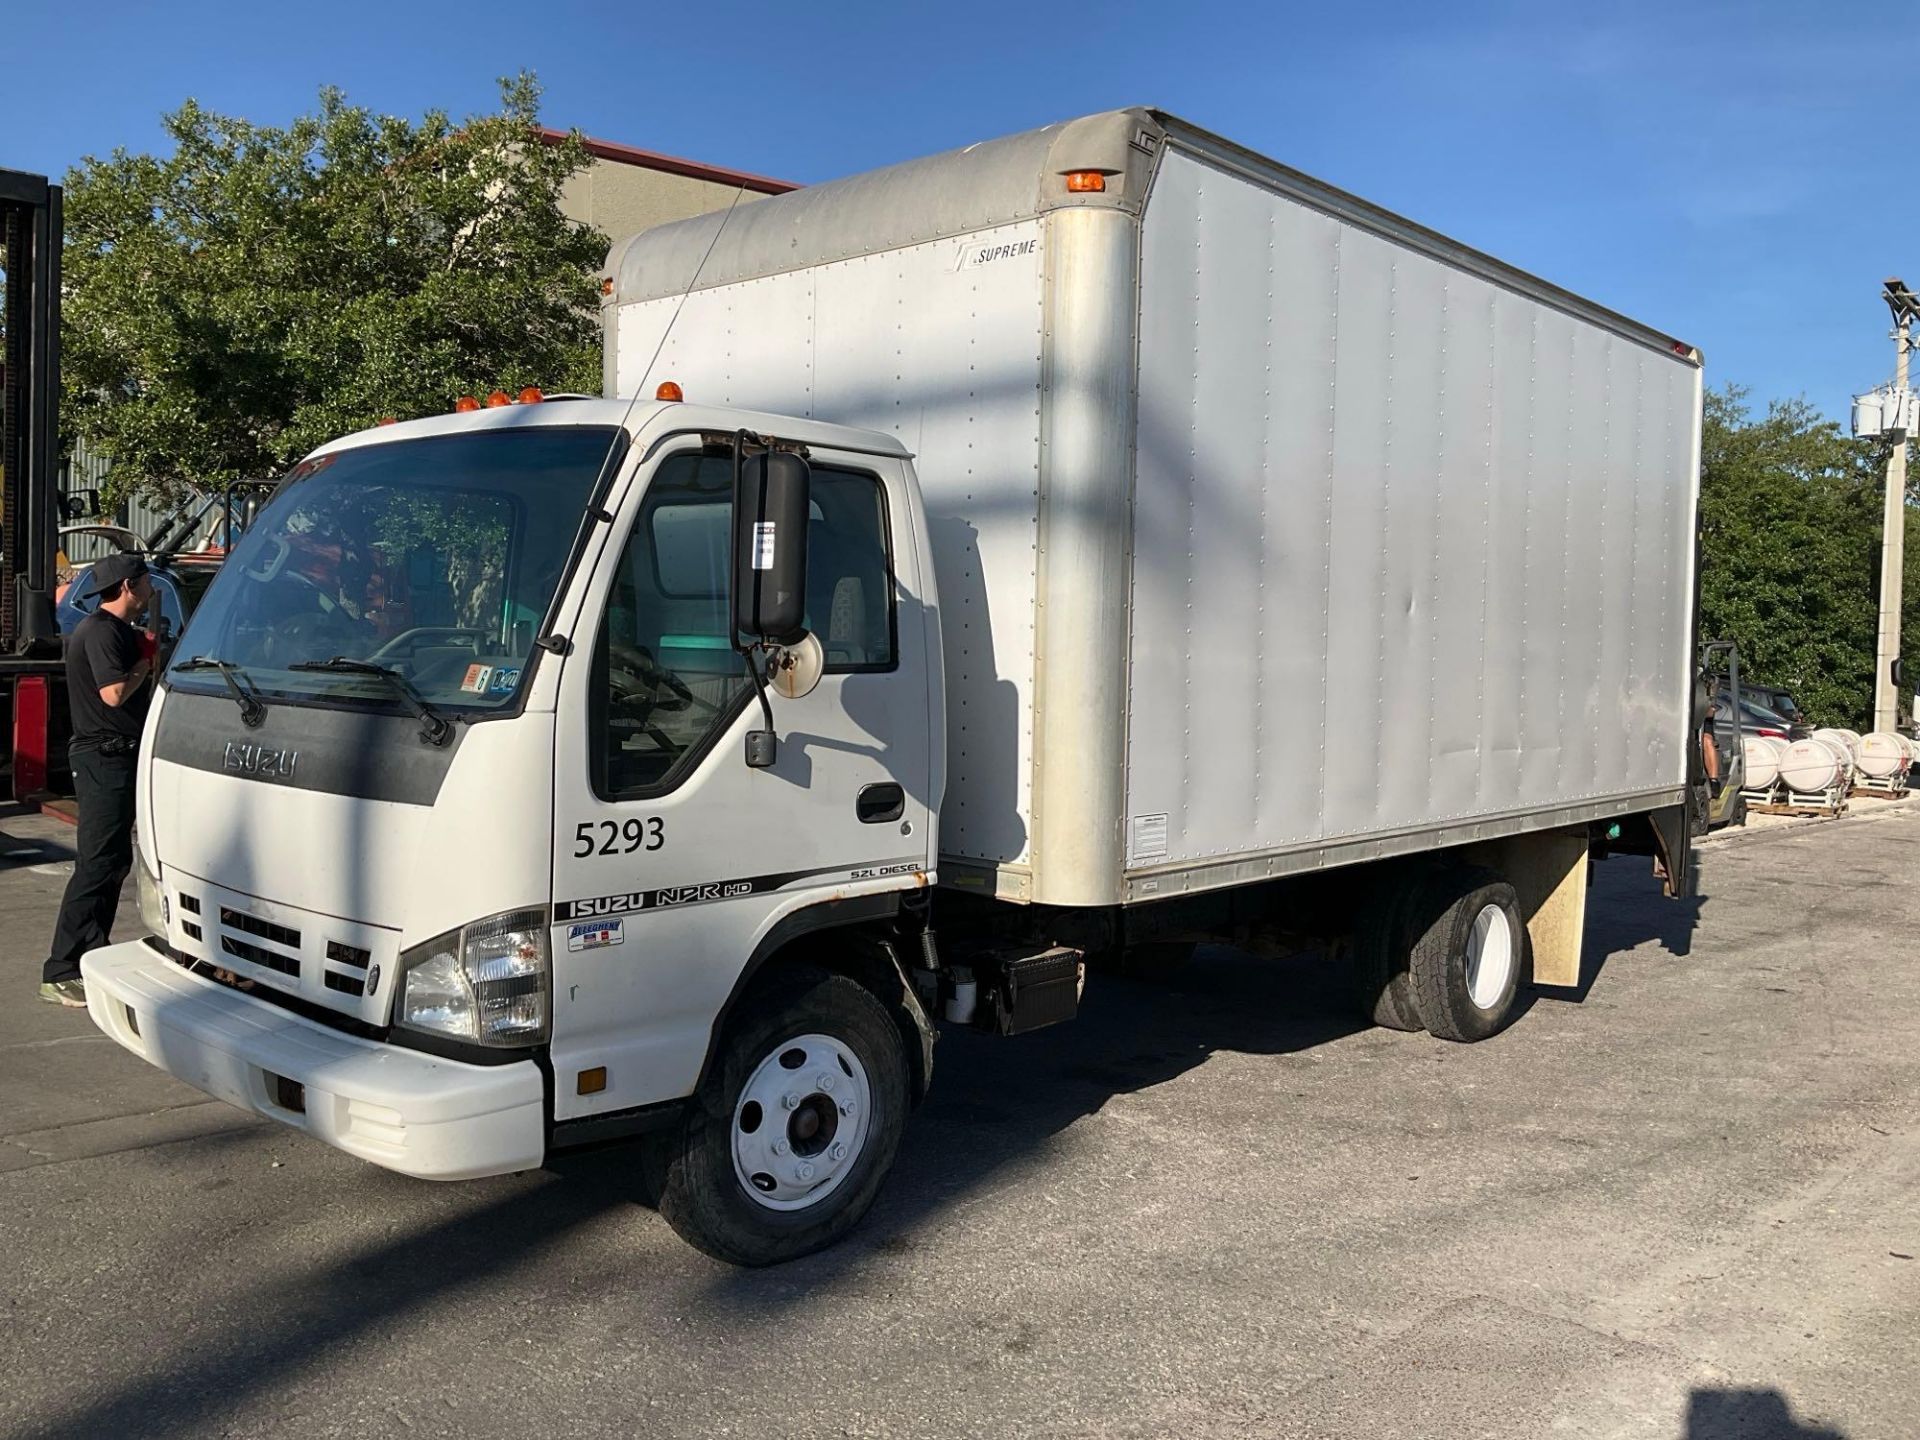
548,442,934,1121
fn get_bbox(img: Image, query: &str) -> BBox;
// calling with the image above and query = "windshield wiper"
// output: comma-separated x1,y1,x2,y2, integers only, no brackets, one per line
173,655,266,728
287,657,453,746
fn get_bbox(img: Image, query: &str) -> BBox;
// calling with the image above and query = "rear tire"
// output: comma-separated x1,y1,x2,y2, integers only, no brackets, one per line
1351,875,1424,1032
1407,867,1527,1043
651,968,909,1266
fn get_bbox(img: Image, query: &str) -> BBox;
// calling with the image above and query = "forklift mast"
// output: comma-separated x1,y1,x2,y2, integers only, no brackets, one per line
2,168,68,804
2,168,63,657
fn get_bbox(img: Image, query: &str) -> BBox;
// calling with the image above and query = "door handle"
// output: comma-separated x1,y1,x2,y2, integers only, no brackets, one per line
857,783,904,824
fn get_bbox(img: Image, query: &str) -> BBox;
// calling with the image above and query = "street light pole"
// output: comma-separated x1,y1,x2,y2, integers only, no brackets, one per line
1874,279,1917,734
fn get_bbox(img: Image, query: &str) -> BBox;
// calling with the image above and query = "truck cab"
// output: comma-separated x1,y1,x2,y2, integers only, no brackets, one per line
84,397,947,1263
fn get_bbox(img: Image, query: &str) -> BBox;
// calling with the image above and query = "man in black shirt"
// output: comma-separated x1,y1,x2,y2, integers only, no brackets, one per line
41,553,159,1007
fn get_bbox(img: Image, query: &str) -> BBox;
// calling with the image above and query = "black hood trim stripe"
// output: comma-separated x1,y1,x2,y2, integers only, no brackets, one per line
152,689,466,806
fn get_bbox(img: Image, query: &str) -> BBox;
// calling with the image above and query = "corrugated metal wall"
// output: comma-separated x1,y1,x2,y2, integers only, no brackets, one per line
57,442,175,566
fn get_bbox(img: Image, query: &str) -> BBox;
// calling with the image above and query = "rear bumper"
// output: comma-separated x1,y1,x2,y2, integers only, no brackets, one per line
81,940,546,1180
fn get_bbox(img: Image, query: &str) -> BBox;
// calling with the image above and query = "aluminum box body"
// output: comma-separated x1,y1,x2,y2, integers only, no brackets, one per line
605,109,1703,908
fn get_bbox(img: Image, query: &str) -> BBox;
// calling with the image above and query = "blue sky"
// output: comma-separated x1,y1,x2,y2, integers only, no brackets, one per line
8,0,1909,423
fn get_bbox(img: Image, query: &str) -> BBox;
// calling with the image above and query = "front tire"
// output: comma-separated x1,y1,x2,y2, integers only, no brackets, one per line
1406,868,1527,1043
652,968,909,1266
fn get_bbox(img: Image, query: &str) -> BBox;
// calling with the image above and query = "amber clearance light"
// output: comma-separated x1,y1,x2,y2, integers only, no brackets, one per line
656,381,684,403
1065,171,1107,193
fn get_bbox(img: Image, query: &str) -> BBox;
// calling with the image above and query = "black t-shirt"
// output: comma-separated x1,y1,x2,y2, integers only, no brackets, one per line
66,610,150,751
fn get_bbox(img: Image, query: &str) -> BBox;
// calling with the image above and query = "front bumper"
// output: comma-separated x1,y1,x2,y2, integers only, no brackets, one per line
81,940,546,1180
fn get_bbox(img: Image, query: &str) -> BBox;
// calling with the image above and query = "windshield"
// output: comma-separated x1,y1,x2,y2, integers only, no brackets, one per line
168,427,620,713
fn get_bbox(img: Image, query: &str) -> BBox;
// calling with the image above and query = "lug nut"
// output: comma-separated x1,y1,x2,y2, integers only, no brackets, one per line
830,1142,847,1161
797,1162,816,1181
782,1092,800,1110
816,1072,836,1092
839,1100,856,1116
772,1139,790,1156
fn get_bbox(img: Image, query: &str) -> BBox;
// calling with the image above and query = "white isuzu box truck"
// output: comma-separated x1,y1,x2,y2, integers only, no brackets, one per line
82,109,1704,1264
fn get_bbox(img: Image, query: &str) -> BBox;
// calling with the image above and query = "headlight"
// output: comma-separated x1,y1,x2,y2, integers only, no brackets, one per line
136,844,167,938
396,907,549,1047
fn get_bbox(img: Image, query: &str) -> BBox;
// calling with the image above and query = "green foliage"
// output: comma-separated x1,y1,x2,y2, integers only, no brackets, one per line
60,74,606,508
1698,385,1918,728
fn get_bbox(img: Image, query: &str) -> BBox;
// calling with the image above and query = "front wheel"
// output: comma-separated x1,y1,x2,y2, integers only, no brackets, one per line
651,968,909,1266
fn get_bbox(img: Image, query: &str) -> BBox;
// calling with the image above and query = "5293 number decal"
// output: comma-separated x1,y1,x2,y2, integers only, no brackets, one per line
573,818,665,858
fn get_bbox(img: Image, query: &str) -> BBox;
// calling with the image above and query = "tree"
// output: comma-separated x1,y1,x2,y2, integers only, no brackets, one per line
1697,385,1918,728
61,74,605,508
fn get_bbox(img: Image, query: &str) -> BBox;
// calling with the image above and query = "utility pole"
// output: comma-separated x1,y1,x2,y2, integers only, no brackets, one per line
1874,278,1918,734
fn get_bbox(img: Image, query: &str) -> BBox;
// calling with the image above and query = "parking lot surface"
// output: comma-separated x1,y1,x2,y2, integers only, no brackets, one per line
2,803,1914,1439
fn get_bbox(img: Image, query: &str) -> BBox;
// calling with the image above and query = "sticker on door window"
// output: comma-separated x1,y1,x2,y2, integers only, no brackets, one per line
751,522,777,570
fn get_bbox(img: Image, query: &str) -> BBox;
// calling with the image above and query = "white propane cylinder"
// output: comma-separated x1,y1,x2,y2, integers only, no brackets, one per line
1813,727,1862,763
1742,734,1787,789
1858,732,1909,778
1779,738,1845,794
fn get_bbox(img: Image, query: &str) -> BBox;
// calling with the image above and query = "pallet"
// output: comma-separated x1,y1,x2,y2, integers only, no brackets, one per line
1752,785,1849,818
1849,777,1910,800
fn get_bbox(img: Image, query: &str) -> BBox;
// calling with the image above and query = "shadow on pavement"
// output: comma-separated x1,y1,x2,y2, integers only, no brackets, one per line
695,942,1366,1307
1686,1386,1844,1439
26,944,1365,1435
1570,854,1707,999
24,1172,628,1440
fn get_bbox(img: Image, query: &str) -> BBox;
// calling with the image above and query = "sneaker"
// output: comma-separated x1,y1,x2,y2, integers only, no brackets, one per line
38,979,87,1009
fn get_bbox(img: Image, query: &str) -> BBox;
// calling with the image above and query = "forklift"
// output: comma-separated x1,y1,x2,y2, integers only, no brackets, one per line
1,168,71,806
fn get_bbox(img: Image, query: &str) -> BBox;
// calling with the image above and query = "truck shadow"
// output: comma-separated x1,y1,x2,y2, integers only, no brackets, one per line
22,1169,621,1440
1685,1386,1844,1439
1566,854,1708,1001
694,942,1367,1302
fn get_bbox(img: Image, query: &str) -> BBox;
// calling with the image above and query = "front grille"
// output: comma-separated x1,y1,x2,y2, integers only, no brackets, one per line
221,935,299,977
182,920,203,942
220,907,299,949
324,971,366,997
326,941,371,970
178,894,201,916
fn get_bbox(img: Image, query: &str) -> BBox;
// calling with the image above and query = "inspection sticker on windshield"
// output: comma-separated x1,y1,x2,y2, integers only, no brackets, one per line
488,667,521,693
751,522,778,570
460,664,494,693
567,919,625,953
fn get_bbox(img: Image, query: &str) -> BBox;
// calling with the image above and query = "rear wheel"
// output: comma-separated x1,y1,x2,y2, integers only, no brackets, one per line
1407,868,1527,1042
651,968,909,1266
1351,874,1424,1031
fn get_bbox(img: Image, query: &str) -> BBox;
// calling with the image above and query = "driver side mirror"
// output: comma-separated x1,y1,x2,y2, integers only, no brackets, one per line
732,451,811,646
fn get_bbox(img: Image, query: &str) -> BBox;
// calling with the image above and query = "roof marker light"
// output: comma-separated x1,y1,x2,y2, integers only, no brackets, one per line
486,390,512,408
656,381,684,402
519,387,544,405
453,396,481,413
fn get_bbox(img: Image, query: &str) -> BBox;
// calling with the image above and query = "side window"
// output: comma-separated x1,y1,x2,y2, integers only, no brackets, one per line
805,466,895,672
590,455,896,799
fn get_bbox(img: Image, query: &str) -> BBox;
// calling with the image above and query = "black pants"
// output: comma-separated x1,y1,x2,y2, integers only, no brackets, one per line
45,746,138,984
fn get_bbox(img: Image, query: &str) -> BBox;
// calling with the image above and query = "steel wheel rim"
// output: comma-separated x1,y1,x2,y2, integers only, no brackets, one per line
731,1032,873,1213
1465,903,1515,1010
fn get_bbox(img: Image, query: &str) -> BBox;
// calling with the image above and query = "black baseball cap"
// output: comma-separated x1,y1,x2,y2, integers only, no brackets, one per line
83,552,150,598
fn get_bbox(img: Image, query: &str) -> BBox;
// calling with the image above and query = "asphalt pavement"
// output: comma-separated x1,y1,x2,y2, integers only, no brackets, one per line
1,800,1915,1439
